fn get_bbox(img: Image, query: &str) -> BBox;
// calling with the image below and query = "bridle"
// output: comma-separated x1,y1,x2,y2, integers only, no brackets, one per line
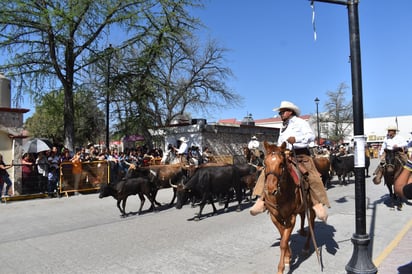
264,150,287,196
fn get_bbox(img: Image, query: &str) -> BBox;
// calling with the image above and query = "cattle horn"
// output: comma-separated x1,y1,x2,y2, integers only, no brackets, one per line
170,182,178,188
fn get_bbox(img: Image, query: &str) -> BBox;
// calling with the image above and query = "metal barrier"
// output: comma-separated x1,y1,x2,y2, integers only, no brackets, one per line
59,161,109,196
14,161,110,196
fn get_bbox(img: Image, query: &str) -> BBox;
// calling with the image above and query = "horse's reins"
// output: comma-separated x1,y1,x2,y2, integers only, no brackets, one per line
264,156,291,226
291,146,321,267
262,151,288,215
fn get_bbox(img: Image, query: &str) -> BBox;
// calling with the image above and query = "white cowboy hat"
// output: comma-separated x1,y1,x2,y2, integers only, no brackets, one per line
251,136,257,140
386,125,398,131
273,101,301,116
178,136,188,142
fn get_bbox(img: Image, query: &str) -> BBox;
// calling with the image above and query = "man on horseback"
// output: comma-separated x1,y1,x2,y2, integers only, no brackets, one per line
250,101,330,222
248,136,261,161
373,125,408,184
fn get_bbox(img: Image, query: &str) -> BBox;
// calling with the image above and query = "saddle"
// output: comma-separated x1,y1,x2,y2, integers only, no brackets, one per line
287,156,309,186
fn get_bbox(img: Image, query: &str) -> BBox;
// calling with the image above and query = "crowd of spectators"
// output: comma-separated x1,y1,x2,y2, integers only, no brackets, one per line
20,144,166,196
5,140,214,198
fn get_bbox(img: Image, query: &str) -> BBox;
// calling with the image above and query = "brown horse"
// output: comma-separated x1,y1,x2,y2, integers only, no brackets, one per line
382,149,405,208
243,146,263,164
262,141,316,274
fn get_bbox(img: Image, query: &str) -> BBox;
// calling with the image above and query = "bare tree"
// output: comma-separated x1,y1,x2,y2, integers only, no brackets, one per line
322,82,353,143
104,17,241,142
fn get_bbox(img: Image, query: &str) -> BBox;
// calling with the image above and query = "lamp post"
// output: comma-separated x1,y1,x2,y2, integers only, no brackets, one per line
105,44,112,150
314,97,320,145
312,1,376,273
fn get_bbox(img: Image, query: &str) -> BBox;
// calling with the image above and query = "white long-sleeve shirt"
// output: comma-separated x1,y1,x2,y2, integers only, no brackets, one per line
248,140,260,150
379,134,408,156
277,116,315,150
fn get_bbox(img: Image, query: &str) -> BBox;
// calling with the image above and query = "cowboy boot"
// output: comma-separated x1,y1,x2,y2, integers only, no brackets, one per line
249,197,266,216
313,203,328,223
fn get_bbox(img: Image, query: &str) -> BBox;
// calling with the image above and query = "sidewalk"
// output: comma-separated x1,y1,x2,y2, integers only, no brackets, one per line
375,218,412,274
1,193,49,203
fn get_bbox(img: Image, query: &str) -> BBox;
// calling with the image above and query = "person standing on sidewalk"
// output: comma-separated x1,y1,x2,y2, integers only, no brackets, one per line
71,149,83,195
36,151,49,193
249,101,330,222
0,153,13,198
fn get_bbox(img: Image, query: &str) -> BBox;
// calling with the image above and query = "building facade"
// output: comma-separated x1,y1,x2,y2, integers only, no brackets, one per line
0,74,30,196
151,118,279,164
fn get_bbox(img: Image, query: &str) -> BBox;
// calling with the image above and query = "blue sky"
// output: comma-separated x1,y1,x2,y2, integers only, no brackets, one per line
4,0,412,123
190,0,412,122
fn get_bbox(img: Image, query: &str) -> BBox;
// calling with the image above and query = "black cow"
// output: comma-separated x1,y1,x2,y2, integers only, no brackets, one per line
174,165,243,221
127,164,187,207
99,176,157,217
330,154,354,184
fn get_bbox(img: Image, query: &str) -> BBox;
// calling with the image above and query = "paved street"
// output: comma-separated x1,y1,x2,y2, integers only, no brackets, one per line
1,158,411,274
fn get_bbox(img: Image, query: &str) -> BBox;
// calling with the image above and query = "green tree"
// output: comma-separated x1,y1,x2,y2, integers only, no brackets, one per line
0,0,201,151
24,89,105,147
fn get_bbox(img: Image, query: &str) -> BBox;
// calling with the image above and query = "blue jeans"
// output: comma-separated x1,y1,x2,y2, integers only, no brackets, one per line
1,175,12,196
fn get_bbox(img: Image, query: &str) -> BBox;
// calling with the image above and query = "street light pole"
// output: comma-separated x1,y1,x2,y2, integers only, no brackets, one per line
314,97,320,145
311,1,377,273
105,44,112,150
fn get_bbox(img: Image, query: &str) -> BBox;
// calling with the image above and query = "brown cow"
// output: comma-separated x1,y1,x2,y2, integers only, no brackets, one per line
240,168,262,201
313,155,331,189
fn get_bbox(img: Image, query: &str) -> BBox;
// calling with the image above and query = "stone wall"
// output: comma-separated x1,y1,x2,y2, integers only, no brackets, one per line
0,110,24,128
154,123,279,164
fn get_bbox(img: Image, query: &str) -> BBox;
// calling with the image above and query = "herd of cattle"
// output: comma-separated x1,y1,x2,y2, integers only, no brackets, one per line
99,152,362,220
